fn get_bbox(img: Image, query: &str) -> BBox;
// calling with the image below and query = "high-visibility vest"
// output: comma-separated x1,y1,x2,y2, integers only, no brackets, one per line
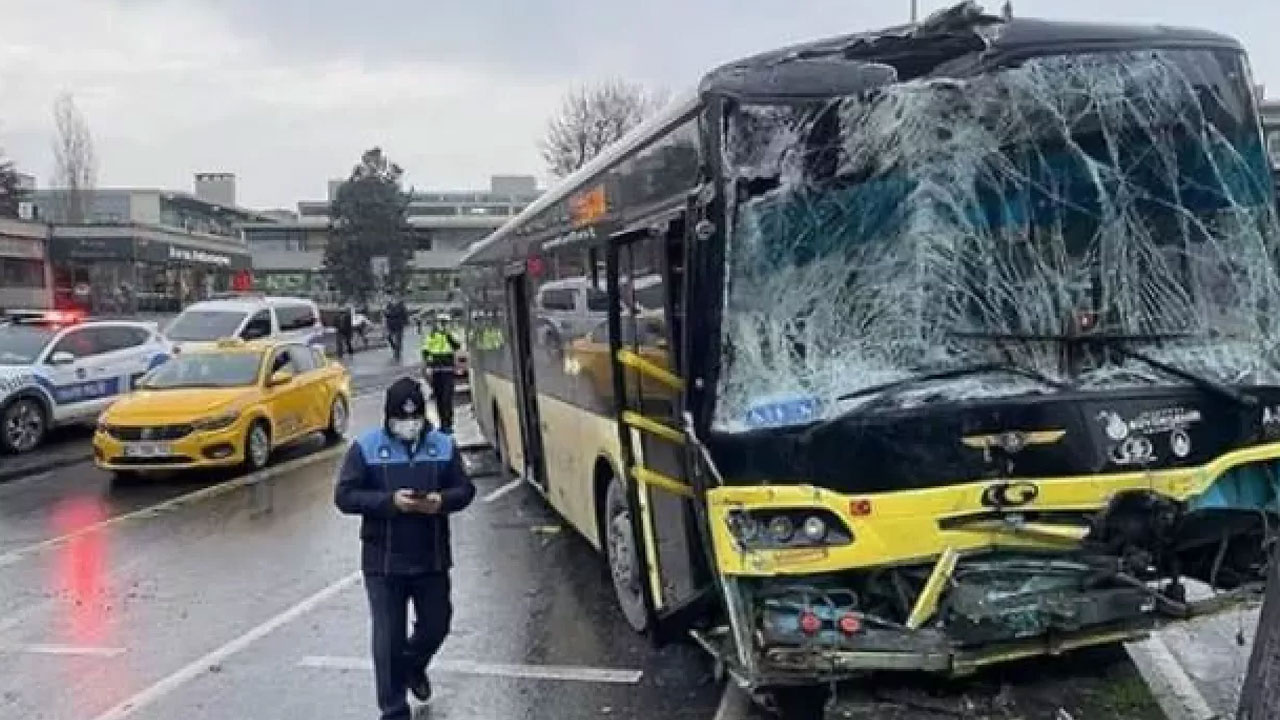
422,331,453,355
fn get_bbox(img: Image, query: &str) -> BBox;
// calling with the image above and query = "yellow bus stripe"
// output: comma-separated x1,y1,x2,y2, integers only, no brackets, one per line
632,466,696,498
621,411,686,445
616,349,685,390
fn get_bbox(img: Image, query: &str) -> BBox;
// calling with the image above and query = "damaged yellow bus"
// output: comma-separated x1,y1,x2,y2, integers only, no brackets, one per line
461,3,1280,717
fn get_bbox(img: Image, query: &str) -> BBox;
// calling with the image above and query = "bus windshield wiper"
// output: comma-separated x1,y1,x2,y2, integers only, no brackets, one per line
951,331,1256,408
835,362,1068,404
799,363,1067,440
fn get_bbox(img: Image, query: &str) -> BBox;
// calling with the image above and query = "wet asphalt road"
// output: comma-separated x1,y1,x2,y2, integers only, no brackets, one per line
0,391,727,720
0,361,1161,720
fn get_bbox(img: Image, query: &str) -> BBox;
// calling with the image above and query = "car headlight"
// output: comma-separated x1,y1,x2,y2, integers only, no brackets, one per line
726,509,851,550
193,411,240,432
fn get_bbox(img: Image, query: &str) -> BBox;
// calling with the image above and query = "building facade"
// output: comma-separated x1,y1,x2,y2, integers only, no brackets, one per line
0,218,53,310
245,175,539,306
30,178,267,314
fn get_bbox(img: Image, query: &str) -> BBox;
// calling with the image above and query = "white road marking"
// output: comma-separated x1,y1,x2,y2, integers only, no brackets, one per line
1125,635,1218,720
481,477,524,503
298,655,643,684
89,571,361,720
714,683,752,720
2,643,126,657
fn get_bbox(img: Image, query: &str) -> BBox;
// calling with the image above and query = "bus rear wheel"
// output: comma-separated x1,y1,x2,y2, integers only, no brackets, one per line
605,474,648,633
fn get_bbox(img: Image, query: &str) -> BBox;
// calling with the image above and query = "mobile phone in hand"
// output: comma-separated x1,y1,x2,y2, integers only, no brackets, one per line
405,489,426,499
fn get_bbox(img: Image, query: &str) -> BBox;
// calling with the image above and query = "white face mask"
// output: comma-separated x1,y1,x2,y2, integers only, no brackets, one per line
389,418,425,442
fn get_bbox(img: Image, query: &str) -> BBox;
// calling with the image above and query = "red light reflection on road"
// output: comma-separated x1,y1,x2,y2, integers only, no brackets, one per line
50,495,112,645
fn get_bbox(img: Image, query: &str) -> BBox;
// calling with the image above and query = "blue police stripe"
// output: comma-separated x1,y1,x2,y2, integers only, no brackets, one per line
147,352,171,370
33,375,121,406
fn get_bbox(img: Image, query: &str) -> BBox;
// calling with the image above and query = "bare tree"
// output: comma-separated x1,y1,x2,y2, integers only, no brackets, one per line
540,80,665,179
51,93,97,222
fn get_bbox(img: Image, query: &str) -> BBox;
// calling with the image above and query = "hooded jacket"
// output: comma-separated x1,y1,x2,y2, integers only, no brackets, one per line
334,380,475,574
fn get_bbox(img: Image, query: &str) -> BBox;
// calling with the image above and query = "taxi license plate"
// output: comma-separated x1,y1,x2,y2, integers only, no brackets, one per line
123,442,173,458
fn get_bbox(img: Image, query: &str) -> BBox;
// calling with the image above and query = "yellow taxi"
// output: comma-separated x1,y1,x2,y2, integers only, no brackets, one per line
93,338,351,479
566,311,671,402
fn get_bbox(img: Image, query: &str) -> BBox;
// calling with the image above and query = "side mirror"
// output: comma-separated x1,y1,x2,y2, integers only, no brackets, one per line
268,369,295,387
49,351,76,366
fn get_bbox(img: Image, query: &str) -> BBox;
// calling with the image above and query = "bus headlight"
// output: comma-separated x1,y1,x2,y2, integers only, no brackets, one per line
768,515,795,543
801,515,827,542
726,509,850,550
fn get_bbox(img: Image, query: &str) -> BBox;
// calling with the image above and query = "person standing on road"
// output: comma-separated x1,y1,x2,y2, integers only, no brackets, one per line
384,297,409,363
421,314,461,433
334,378,476,720
335,304,356,359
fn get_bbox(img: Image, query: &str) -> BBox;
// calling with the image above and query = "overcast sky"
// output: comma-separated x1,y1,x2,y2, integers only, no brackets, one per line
2,0,1279,210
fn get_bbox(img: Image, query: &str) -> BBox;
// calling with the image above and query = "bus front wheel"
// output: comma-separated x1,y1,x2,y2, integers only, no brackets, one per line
605,475,649,633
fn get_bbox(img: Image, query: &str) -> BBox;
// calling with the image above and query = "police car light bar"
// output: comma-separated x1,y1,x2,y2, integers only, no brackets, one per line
3,309,85,326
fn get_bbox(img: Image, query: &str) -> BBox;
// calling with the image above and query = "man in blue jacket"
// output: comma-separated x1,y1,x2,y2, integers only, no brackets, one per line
335,377,476,719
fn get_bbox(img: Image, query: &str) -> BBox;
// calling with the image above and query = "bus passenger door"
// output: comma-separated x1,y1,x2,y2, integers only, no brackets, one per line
610,223,714,643
504,268,548,492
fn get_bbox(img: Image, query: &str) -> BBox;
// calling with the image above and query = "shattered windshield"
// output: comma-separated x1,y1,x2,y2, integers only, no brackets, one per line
714,48,1280,432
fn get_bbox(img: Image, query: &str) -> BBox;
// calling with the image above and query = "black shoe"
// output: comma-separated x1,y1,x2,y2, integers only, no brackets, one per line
409,673,432,703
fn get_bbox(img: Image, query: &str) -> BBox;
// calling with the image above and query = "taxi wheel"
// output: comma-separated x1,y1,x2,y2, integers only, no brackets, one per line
243,421,272,472
0,397,47,454
324,396,349,443
605,474,649,633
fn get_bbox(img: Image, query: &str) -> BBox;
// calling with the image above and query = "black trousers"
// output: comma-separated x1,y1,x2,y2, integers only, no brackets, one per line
387,329,404,361
428,369,455,430
364,572,452,720
337,331,355,358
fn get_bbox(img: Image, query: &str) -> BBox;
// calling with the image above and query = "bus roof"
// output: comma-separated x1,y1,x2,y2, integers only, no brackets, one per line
462,2,1241,267
461,90,702,266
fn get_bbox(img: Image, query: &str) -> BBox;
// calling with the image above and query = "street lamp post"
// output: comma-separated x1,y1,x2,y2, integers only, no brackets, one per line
910,0,918,23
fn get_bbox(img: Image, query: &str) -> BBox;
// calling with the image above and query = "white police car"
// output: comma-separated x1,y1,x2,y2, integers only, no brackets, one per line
0,312,172,454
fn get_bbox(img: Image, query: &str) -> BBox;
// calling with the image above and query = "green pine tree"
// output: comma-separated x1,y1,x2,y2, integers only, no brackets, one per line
0,153,25,219
324,147,411,303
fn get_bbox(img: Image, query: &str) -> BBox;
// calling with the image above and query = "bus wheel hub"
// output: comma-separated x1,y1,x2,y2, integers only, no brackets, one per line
609,514,638,591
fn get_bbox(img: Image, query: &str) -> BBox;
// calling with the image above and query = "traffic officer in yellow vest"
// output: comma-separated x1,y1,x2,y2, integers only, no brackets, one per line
421,314,461,432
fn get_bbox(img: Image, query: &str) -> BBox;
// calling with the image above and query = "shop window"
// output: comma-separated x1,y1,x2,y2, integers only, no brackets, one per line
0,258,45,288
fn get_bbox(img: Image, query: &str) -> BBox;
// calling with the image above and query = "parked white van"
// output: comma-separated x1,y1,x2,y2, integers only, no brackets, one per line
165,295,325,352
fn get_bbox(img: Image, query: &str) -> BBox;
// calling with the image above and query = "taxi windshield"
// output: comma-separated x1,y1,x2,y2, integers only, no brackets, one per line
143,352,263,389
0,325,57,365
167,310,248,341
